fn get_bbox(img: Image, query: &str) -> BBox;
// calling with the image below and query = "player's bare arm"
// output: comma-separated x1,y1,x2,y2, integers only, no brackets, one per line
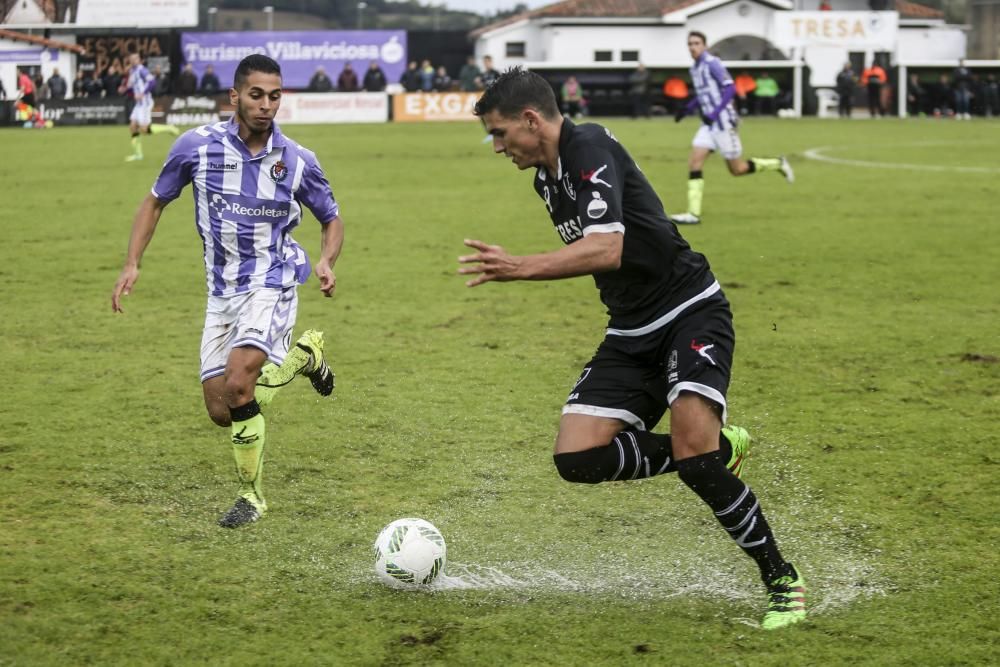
458,232,622,287
316,215,344,297
111,193,168,313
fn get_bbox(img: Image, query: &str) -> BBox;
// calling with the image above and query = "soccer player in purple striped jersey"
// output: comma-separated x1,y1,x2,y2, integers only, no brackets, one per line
123,52,178,162
111,55,344,528
670,32,794,225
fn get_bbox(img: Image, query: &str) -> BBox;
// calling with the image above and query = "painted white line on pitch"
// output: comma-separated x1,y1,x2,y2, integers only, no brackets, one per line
803,146,1000,174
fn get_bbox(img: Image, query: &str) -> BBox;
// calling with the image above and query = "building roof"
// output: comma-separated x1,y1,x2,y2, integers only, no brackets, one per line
0,28,85,53
471,0,947,37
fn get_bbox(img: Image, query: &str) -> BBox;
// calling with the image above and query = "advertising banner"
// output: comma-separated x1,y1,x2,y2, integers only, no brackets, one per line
392,92,481,122
180,31,407,90
155,95,230,126
771,12,898,50
38,98,127,125
274,92,388,124
2,0,197,28
0,49,59,64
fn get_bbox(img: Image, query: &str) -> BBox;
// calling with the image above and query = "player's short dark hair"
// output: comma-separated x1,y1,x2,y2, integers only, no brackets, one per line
688,31,708,45
234,54,282,89
473,67,560,120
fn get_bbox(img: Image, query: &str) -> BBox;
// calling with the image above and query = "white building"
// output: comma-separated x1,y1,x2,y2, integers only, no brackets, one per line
0,28,81,101
471,0,968,115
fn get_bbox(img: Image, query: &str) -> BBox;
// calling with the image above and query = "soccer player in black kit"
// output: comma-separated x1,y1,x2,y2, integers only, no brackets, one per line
457,68,806,630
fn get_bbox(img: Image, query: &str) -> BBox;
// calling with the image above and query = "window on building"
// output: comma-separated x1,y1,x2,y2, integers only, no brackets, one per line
506,42,526,58
621,50,640,62
594,50,613,62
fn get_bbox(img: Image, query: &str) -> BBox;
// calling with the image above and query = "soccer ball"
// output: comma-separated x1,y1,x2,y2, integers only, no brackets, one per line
373,518,446,587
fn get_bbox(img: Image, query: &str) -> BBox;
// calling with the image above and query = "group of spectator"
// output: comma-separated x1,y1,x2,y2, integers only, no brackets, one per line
307,61,388,92
397,55,499,93
835,60,1000,119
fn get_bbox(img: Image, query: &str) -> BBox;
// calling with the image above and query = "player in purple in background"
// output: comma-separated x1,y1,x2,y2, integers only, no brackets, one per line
111,54,345,528
122,51,179,162
670,32,794,225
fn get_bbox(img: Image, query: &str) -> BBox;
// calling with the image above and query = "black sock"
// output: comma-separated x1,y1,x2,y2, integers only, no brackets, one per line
676,451,787,582
747,160,758,174
553,430,735,484
689,170,703,180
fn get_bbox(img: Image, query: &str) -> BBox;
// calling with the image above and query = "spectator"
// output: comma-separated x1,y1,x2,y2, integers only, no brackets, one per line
734,71,756,115
17,67,36,107
952,60,972,120
560,75,584,118
152,64,171,96
662,76,689,116
906,73,925,117
458,55,480,92
199,64,221,95
819,0,832,8
33,72,49,101
932,74,952,117
432,65,452,92
861,61,887,117
984,74,999,117
47,68,68,100
754,71,780,115
835,62,856,118
103,64,123,97
363,61,387,91
308,66,334,92
400,60,421,92
73,68,86,97
419,59,434,92
0,77,6,100
480,55,499,89
627,63,650,118
337,63,359,92
176,63,198,97
84,71,104,98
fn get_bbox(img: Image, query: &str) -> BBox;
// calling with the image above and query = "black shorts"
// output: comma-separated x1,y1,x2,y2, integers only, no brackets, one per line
564,295,734,430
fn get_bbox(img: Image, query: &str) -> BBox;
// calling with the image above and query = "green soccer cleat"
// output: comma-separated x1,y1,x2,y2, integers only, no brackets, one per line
124,154,143,162
762,564,807,630
218,491,267,528
721,425,751,479
295,329,335,397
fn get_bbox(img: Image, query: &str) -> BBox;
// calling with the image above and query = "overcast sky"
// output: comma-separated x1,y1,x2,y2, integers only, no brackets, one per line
436,0,551,15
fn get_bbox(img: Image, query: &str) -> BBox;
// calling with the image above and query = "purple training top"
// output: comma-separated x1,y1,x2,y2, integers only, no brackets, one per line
151,118,339,297
690,51,738,131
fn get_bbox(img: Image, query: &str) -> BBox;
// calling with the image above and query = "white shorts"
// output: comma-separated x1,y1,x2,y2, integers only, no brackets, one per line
130,98,152,127
692,125,743,160
199,288,298,382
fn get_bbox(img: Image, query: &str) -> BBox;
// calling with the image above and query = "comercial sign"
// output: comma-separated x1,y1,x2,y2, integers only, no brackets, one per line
180,31,407,90
771,11,898,50
0,48,58,63
274,92,388,124
38,98,127,125
77,34,173,76
392,92,481,122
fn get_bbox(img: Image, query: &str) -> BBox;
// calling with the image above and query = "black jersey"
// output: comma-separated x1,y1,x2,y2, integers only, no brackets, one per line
533,119,717,330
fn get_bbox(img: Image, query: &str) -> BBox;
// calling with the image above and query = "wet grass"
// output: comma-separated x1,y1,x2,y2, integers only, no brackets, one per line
1,117,998,665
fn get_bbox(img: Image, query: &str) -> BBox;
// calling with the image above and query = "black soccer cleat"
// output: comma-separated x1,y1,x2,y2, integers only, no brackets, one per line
295,329,335,397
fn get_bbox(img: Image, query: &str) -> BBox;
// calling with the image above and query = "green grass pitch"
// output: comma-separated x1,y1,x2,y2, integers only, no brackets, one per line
1,117,998,665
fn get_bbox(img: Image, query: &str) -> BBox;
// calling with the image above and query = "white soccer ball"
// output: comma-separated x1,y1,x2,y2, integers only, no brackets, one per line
373,518,447,587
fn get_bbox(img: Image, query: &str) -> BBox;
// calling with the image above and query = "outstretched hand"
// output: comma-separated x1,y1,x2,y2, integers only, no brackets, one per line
457,239,522,287
111,265,140,313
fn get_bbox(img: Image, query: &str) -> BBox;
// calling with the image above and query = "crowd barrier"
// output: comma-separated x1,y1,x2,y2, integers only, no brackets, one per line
3,91,486,127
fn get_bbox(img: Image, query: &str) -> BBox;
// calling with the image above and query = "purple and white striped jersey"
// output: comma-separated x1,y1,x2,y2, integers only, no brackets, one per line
151,118,339,297
690,52,738,131
126,64,155,107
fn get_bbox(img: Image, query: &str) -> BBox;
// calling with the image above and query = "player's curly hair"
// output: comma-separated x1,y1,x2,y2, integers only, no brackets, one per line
234,54,282,89
473,67,560,120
